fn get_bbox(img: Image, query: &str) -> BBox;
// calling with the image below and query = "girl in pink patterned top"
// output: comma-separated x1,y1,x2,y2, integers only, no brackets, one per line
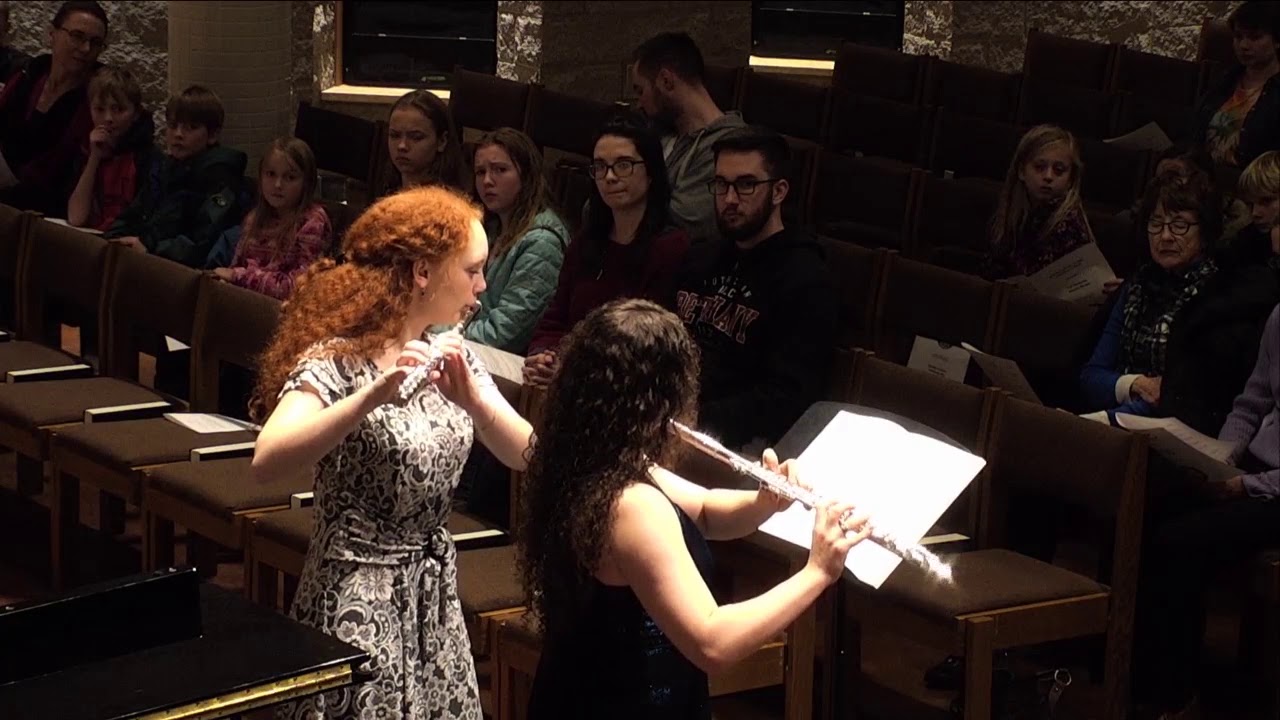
212,137,331,300
985,125,1096,281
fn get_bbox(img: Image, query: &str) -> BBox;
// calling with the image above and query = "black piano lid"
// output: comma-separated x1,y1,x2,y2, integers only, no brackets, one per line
0,583,368,720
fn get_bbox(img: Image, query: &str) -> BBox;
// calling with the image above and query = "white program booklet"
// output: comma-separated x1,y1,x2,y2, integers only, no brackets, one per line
757,410,986,588
1113,413,1237,463
907,336,971,383
1027,243,1116,305
961,342,1042,404
164,413,259,434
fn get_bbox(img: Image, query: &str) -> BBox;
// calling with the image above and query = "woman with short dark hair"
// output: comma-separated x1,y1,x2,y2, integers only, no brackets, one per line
0,0,109,215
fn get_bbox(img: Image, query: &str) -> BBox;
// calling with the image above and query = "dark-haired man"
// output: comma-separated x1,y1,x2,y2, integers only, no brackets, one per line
632,32,745,268
673,126,835,449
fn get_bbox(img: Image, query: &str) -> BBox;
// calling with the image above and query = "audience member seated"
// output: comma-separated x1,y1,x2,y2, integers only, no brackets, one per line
1228,150,1280,273
0,0,106,216
984,125,1096,282
1190,1,1280,170
380,89,467,196
0,1,31,82
1133,303,1280,720
104,85,247,269
210,137,330,301
523,114,690,388
631,32,745,270
465,128,569,354
673,126,835,450
1080,171,1279,432
66,66,154,231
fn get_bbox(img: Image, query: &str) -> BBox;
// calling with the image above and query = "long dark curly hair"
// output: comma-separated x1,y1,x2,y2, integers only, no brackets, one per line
517,299,701,637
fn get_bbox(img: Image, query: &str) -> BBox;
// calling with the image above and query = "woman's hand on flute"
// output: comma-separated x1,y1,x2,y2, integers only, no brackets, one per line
753,448,805,515
806,501,869,584
365,339,436,407
432,334,484,415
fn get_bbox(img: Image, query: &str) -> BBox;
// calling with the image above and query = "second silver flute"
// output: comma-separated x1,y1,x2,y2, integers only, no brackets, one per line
670,420,954,583
397,302,480,403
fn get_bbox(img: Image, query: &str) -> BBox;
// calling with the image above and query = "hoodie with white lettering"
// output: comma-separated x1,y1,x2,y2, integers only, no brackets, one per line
673,226,836,449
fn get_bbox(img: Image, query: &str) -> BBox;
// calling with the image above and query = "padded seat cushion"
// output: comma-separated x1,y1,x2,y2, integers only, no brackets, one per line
53,417,256,468
447,510,489,537
457,544,523,616
147,457,311,517
879,548,1107,618
0,341,78,374
0,377,165,427
253,506,314,554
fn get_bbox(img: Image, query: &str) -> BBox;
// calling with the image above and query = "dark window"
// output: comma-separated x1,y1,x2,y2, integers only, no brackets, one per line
341,1,498,88
752,1,906,59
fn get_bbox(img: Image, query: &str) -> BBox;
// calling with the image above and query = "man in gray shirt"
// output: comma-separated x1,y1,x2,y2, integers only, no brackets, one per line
631,32,744,271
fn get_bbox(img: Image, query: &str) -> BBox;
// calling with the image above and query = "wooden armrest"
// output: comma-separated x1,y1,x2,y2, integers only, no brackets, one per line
453,528,509,552
83,400,173,423
7,363,93,382
920,532,972,554
189,441,257,462
290,492,314,509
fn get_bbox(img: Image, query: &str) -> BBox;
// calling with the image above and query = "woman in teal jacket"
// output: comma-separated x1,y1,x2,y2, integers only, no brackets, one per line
466,127,568,353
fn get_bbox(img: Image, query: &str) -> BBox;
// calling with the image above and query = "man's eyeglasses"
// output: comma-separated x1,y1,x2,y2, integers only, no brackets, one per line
1146,218,1199,237
589,159,644,179
58,27,106,51
708,177,780,196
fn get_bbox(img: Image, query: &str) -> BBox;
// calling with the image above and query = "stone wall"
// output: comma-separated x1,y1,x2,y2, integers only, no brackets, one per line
905,0,1241,72
7,1,168,133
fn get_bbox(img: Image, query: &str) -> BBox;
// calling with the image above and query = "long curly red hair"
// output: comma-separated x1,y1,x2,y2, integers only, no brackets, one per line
250,185,481,422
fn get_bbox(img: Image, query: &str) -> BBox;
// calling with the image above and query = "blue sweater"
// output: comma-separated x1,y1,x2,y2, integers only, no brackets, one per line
1079,283,1159,421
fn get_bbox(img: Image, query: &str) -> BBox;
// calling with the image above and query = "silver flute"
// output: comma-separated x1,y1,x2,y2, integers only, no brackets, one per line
397,302,480,403
669,420,954,583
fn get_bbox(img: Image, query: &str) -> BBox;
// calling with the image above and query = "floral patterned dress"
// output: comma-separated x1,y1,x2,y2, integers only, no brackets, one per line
275,343,493,720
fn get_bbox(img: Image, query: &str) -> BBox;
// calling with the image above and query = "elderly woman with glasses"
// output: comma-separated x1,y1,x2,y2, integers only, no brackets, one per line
1080,170,1280,432
0,1,108,217
522,113,690,388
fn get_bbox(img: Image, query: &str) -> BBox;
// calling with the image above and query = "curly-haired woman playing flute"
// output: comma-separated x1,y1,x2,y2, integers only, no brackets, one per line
516,298,870,719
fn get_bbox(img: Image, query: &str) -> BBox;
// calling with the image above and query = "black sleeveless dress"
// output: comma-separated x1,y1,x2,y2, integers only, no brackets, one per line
527,494,714,719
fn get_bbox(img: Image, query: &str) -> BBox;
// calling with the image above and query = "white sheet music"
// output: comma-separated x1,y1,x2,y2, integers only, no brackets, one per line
757,411,986,589
907,336,971,383
1103,121,1173,153
1113,413,1237,463
0,149,16,190
464,340,524,388
961,342,1042,404
1027,243,1116,304
41,217,104,235
164,413,259,434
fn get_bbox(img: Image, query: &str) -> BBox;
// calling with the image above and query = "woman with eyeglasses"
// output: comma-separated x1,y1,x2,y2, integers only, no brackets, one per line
1079,170,1279,433
522,113,690,388
0,1,108,217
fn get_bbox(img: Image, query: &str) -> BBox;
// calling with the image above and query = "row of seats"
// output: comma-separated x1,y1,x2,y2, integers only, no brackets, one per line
3,198,1275,716
801,151,1143,278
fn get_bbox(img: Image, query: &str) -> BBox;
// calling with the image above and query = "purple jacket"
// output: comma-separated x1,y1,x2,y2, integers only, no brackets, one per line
1218,304,1280,498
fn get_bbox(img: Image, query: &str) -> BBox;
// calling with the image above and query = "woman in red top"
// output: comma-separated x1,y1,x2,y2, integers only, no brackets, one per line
0,1,107,216
523,114,690,387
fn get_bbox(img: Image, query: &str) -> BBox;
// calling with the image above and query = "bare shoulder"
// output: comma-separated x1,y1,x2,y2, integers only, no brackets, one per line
611,482,685,551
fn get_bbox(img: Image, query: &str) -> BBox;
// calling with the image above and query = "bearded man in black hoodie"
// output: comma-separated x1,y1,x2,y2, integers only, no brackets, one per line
674,126,836,449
